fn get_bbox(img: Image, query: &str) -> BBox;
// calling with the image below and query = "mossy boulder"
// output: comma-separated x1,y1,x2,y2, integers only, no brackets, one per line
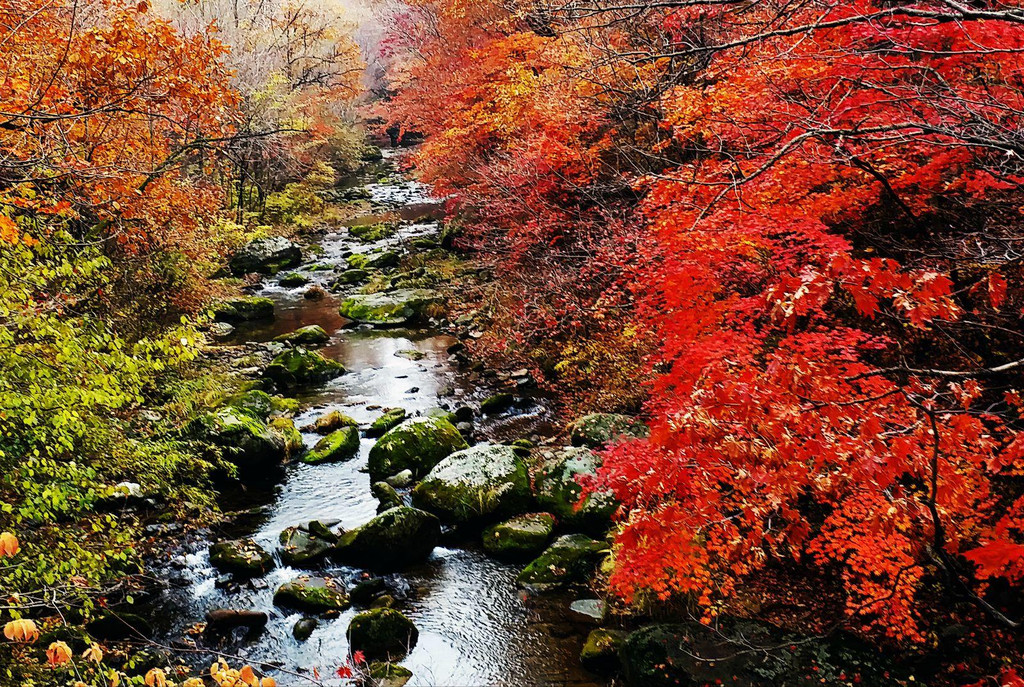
278,272,309,287
367,408,407,438
367,250,400,269
534,446,618,535
269,417,304,458
187,407,286,475
264,348,346,389
349,222,398,242
304,410,359,434
338,289,440,326
347,609,418,661
278,525,336,566
303,427,360,465
580,628,625,674
213,296,275,323
372,481,403,512
223,389,273,420
516,534,606,592
368,417,468,480
270,395,301,417
412,445,532,524
209,539,274,577
273,576,349,612
274,325,330,346
480,393,515,414
335,269,370,286
482,513,555,560
367,662,412,687
568,413,648,448
230,236,302,275
334,506,440,571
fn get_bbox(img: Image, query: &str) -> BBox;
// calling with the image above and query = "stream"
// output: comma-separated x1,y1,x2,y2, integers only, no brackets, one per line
150,149,605,687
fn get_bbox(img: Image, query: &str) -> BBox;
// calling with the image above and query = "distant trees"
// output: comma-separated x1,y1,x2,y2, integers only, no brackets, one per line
381,0,1024,661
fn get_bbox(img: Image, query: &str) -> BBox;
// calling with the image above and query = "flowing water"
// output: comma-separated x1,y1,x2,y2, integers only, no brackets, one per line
150,150,604,687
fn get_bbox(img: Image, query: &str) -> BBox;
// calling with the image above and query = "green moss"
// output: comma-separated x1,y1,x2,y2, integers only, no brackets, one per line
346,609,418,661
278,272,309,287
335,269,370,285
278,526,335,565
274,324,331,346
516,534,606,591
480,393,515,414
482,513,555,560
338,289,440,325
535,447,618,535
303,426,360,464
367,416,468,480
305,410,359,434
580,628,625,674
349,222,399,242
367,408,407,438
568,413,648,447
411,445,532,524
269,417,304,458
264,348,346,389
334,506,440,571
346,253,369,269
274,576,349,611
209,539,274,576
223,389,273,420
212,296,275,323
270,395,301,416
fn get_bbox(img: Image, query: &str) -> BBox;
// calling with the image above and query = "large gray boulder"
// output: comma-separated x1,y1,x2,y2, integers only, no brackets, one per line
367,417,467,481
482,513,555,560
534,446,618,535
412,445,532,524
273,576,349,612
209,539,274,577
568,413,648,448
334,506,440,571
187,407,287,475
230,236,302,275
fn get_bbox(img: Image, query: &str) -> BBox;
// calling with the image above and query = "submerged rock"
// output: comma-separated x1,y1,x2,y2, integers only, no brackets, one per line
273,576,349,612
278,525,336,566
264,348,346,389
385,469,414,488
368,417,468,481
367,408,407,438
347,608,418,661
274,325,330,346
303,427,360,465
580,628,625,674
338,289,440,325
412,444,532,524
334,506,440,571
209,539,274,577
568,413,648,448
213,296,275,323
482,513,555,560
304,410,359,434
230,236,301,275
534,446,618,535
516,534,606,591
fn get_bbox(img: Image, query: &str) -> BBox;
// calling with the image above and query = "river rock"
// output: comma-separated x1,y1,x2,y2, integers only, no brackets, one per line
278,272,309,287
230,236,302,275
208,321,235,340
516,534,606,592
367,408,407,438
224,389,274,420
385,469,414,488
480,393,515,414
303,410,359,434
367,662,412,687
274,325,330,346
372,481,403,512
366,250,400,269
279,525,336,566
334,506,440,571
187,407,287,475
273,576,349,612
411,445,532,524
482,513,555,560
334,268,370,287
264,348,346,389
580,628,625,674
303,427,360,465
349,576,388,606
269,417,304,458
213,296,275,323
338,289,440,326
292,617,319,642
204,609,268,634
209,539,274,577
368,417,468,480
534,446,618,535
347,609,419,661
568,413,648,448
569,598,606,623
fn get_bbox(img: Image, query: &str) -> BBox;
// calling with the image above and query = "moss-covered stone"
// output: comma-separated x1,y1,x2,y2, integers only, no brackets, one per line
213,296,275,323
304,409,359,434
335,269,370,286
278,272,309,287
269,417,304,458
412,445,532,524
367,417,468,480
482,513,555,560
278,526,335,566
580,628,624,674
367,662,412,687
516,534,606,591
346,609,418,661
367,250,400,269
209,539,274,577
230,236,301,275
187,407,286,475
274,325,330,346
264,348,346,389
338,289,440,326
270,396,301,417
303,426,360,465
367,408,407,438
273,576,349,612
480,393,515,414
568,413,648,448
372,481,403,512
349,222,398,242
224,389,273,420
334,506,440,571
534,446,618,535
346,253,369,269
395,349,425,361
